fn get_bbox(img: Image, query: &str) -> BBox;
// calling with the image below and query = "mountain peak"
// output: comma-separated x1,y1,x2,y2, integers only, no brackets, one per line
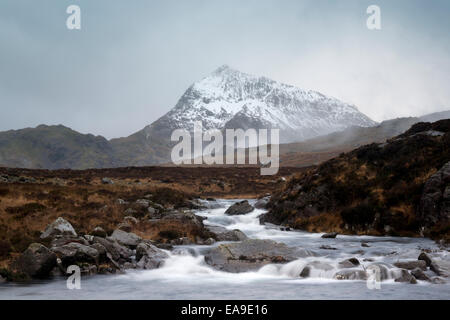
160,67,377,142
213,64,232,74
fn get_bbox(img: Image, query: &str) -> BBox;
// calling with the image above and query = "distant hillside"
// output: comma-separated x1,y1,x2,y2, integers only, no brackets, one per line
277,112,450,167
0,125,116,169
0,110,448,170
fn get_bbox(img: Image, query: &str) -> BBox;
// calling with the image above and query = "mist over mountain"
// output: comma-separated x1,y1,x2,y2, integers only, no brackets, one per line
0,66,448,170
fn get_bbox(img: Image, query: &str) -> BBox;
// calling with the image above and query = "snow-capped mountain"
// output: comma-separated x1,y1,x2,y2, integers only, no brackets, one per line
145,65,376,144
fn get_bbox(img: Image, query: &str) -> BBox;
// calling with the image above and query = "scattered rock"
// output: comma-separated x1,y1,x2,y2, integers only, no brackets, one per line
13,243,57,278
52,243,99,266
0,275,6,283
136,199,150,208
91,227,107,238
116,199,127,205
50,235,89,248
124,208,138,216
321,232,338,239
40,217,77,239
93,236,132,261
123,216,139,225
394,260,427,271
361,242,370,247
117,222,132,233
101,177,114,185
108,230,141,249
225,200,254,216
204,238,215,245
204,239,297,272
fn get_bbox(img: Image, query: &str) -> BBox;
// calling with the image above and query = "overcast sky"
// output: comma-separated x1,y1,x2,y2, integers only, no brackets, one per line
0,0,449,139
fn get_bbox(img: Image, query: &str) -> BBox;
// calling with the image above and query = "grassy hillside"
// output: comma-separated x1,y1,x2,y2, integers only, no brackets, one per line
0,125,116,169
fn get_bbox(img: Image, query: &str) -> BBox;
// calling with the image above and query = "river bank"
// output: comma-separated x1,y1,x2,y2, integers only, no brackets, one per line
1,199,449,299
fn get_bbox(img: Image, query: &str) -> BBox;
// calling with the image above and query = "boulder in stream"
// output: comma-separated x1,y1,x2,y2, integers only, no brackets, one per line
394,260,427,271
225,200,254,216
206,226,248,242
204,239,297,272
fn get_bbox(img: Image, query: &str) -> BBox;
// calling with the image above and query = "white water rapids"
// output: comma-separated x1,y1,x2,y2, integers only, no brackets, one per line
1,199,449,299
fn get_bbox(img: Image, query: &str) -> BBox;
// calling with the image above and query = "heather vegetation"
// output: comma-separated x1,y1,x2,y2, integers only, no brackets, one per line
265,120,450,241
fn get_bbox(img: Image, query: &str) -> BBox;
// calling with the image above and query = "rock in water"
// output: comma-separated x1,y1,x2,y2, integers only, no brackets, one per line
300,261,334,277
135,242,169,270
411,268,430,281
394,270,417,284
321,232,338,239
254,197,270,209
13,243,57,278
430,260,450,277
40,217,77,239
206,226,248,241
394,260,427,271
418,252,433,267
225,200,255,216
334,270,368,281
204,239,297,272
338,258,360,268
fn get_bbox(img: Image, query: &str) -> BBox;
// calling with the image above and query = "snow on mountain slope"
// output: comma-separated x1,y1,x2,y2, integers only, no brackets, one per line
146,65,376,144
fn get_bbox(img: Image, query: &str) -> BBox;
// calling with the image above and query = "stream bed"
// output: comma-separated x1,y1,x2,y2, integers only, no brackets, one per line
1,199,449,300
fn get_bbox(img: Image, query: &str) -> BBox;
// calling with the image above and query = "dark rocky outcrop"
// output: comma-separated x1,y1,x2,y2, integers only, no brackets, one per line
264,120,450,239
225,200,254,216
419,161,450,227
13,243,57,278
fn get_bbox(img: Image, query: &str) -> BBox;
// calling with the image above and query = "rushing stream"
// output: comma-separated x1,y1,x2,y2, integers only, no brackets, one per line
1,199,449,300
